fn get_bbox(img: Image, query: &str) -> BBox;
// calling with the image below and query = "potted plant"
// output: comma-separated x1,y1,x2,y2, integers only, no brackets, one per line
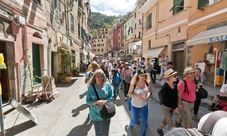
65,72,72,83
24,64,37,103
74,66,80,77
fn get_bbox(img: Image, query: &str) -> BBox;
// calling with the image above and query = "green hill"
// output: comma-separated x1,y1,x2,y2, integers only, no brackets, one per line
91,12,120,35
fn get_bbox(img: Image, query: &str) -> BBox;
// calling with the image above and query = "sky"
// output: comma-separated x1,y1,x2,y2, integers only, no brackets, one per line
90,0,137,16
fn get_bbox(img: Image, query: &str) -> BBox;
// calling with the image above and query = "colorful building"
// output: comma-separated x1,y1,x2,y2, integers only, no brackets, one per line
140,0,189,76
187,0,227,85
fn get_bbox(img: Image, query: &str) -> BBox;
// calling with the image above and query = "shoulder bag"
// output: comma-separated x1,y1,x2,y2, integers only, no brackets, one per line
92,84,116,120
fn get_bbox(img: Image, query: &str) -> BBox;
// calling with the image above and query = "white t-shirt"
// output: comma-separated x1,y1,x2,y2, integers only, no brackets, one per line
220,84,227,93
131,84,148,108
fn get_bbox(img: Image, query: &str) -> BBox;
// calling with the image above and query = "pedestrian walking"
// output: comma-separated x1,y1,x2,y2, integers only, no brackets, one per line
157,69,179,136
175,67,196,128
193,68,203,121
85,61,99,84
131,60,138,75
86,69,114,136
122,62,134,101
111,64,121,100
150,58,158,83
87,57,101,72
101,60,109,80
128,69,152,136
160,62,173,86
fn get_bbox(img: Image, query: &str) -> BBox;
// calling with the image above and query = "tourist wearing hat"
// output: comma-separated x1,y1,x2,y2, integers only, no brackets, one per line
157,69,179,135
175,67,196,129
128,69,152,136
85,61,99,84
131,60,138,75
122,62,134,101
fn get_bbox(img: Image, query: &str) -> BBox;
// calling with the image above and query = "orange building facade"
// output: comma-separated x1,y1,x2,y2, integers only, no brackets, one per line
187,0,227,86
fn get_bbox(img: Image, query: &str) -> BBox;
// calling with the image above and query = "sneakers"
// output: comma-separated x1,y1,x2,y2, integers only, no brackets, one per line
193,114,200,121
125,97,128,101
157,128,164,136
208,105,214,111
175,121,182,127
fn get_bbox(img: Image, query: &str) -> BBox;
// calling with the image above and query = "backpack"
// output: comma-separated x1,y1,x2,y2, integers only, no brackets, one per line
214,100,227,111
164,127,203,136
113,71,121,84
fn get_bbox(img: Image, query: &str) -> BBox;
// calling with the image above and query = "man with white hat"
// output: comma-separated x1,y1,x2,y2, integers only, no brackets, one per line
175,67,196,128
85,61,99,84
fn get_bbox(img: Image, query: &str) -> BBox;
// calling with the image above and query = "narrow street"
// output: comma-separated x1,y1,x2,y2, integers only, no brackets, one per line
3,75,212,136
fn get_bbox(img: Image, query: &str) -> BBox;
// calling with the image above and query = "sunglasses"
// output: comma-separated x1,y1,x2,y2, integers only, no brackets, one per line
188,72,195,75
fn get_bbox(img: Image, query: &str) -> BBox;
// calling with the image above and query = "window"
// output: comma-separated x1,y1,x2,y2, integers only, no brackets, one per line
98,40,100,42
94,40,96,43
98,49,100,52
135,23,137,30
101,49,103,52
148,40,151,49
94,44,96,47
78,0,83,9
78,23,80,37
33,0,42,6
94,49,96,51
70,13,74,31
170,0,184,15
71,50,75,63
101,39,103,42
134,12,136,18
55,0,62,23
103,35,105,38
125,25,127,30
146,13,152,30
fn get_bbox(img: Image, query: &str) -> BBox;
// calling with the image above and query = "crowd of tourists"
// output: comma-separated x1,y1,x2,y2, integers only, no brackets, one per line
84,56,227,136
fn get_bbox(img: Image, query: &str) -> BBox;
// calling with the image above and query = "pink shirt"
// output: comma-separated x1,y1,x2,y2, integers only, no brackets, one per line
177,77,196,102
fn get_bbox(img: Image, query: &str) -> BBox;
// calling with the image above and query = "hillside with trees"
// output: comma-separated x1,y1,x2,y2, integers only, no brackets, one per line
91,12,120,35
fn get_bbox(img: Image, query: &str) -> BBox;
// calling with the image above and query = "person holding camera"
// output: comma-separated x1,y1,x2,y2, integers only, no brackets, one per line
85,61,99,84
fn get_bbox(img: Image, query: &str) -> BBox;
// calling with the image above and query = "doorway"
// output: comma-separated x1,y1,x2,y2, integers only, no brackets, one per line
173,51,184,77
32,43,41,85
0,42,10,101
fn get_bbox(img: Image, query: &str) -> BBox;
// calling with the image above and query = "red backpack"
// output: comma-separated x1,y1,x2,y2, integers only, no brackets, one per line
214,100,227,111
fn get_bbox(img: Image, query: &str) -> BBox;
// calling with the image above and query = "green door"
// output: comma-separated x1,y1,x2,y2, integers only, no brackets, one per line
32,43,41,85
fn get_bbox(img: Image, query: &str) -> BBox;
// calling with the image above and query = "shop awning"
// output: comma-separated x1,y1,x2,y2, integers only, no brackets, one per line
187,25,227,46
134,40,142,46
143,47,165,58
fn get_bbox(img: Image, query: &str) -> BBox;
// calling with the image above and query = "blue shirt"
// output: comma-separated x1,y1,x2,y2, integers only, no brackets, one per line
86,82,114,121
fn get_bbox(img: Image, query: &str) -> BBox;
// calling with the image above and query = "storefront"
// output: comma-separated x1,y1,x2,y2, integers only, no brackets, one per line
187,25,227,86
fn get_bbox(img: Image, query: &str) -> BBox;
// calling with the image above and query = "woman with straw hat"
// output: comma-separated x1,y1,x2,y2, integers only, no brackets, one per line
157,69,179,136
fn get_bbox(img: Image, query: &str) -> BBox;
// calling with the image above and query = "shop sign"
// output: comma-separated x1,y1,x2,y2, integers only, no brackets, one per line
209,35,227,43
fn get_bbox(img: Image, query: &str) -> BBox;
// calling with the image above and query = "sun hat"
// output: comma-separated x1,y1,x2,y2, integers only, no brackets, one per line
125,62,129,65
137,69,147,75
183,67,195,74
163,69,178,78
101,60,106,63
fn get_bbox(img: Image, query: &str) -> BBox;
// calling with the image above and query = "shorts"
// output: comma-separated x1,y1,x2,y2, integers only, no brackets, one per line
216,94,227,101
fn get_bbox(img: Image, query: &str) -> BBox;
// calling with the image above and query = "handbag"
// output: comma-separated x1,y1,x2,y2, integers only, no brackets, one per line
194,79,208,99
198,87,208,98
92,84,116,120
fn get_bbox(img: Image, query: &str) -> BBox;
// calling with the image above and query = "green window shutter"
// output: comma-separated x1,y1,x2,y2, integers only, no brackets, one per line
32,44,41,85
78,23,80,37
170,0,184,15
146,13,152,30
198,0,209,9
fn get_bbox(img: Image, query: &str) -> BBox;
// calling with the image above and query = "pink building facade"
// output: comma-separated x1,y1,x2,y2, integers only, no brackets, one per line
0,0,48,101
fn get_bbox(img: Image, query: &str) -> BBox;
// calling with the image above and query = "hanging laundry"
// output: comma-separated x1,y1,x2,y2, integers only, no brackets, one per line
220,52,227,71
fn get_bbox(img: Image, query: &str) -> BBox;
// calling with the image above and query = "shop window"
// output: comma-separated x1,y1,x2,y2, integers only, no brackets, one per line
146,13,152,30
169,0,184,15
